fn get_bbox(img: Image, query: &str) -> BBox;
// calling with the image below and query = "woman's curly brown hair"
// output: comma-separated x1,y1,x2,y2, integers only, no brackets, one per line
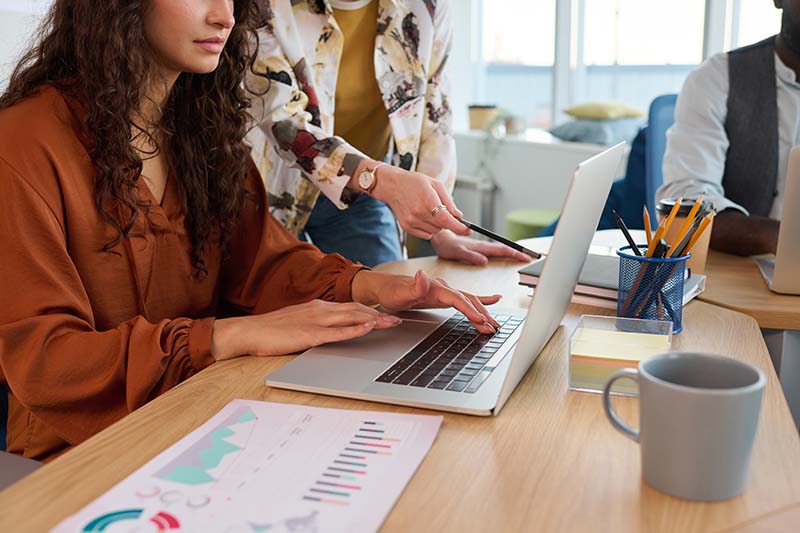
0,0,264,277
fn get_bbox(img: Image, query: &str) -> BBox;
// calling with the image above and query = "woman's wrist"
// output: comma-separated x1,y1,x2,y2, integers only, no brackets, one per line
350,270,387,307
348,158,396,203
210,317,249,361
347,158,377,191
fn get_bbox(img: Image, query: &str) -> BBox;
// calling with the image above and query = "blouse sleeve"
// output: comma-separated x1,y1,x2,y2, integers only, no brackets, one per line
415,0,457,193
218,158,367,316
247,5,366,209
0,158,216,446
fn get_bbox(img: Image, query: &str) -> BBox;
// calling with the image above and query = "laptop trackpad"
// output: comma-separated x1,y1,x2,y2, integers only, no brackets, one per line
300,315,443,364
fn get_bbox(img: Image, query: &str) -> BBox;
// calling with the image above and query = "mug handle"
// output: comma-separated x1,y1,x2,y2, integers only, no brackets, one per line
602,368,641,443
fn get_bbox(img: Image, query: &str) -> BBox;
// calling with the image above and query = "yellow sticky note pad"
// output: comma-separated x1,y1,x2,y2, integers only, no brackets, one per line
571,328,671,362
569,326,671,396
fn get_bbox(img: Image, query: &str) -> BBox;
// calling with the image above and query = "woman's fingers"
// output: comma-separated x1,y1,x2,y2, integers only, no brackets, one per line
428,280,500,332
314,304,401,330
409,220,441,237
463,292,501,330
410,277,494,332
313,302,387,324
317,321,378,344
471,240,532,262
432,285,496,334
433,209,470,235
404,225,434,240
322,311,400,329
431,179,464,218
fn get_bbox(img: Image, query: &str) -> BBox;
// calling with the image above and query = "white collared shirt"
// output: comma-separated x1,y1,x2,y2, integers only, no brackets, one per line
658,51,800,221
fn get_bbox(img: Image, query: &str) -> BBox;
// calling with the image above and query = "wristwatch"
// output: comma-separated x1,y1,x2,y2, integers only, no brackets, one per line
357,162,385,194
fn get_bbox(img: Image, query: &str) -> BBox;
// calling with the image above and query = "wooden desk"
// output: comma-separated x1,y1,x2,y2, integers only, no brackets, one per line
700,251,800,331
1,258,799,532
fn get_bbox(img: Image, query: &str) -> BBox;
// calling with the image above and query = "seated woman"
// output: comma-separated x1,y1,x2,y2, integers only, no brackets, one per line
0,0,500,462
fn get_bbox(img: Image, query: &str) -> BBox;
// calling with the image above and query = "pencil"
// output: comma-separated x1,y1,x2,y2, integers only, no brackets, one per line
643,206,653,248
672,214,704,257
647,196,682,257
668,195,704,257
681,212,714,256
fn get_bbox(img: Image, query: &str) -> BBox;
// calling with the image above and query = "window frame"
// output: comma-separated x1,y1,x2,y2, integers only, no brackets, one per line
474,0,779,126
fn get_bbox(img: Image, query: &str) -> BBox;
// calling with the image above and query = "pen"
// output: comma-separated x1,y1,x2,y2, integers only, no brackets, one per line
455,217,543,259
612,209,641,256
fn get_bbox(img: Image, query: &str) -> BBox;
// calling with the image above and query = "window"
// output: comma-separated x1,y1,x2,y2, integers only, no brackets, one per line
731,0,782,49
578,0,704,119
583,0,705,66
482,0,555,66
480,0,557,127
466,0,781,133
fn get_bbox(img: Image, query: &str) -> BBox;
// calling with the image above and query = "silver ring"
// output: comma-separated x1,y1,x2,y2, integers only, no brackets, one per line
430,204,448,217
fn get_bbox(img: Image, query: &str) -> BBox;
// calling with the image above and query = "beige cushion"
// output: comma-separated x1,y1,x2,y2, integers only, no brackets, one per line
564,101,644,120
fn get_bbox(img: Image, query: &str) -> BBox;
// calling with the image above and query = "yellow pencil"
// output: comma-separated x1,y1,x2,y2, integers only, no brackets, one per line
668,195,704,257
643,206,653,248
682,212,714,255
647,196,682,257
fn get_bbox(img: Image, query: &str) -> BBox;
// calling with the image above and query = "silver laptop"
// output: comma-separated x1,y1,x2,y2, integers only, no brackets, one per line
756,145,800,294
266,143,626,415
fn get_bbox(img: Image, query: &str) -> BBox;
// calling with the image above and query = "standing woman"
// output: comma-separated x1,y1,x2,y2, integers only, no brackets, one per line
247,0,531,267
0,0,500,461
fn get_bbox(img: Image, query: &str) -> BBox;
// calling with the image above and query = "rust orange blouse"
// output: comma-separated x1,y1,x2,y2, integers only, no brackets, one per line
0,86,364,461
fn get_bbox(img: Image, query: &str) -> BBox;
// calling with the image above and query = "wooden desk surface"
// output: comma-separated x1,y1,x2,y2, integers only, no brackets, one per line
1,258,799,532
699,251,800,331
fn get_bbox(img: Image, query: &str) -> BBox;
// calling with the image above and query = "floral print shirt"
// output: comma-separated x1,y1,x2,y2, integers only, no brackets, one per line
248,0,455,236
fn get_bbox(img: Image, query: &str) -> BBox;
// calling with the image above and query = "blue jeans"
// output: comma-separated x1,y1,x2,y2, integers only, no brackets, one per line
302,194,402,267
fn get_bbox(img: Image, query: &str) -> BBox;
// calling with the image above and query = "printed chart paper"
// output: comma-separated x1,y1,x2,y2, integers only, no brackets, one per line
53,400,442,532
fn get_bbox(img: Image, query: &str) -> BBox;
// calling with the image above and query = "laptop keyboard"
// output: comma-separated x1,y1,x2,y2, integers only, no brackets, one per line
375,313,523,393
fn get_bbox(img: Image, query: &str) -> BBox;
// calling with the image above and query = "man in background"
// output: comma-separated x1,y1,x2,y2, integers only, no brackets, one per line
658,0,799,256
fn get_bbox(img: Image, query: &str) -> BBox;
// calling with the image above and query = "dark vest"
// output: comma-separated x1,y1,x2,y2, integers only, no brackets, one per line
723,36,780,217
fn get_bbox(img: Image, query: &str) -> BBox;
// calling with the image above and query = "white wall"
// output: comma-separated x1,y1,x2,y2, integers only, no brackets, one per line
0,1,50,91
455,131,627,233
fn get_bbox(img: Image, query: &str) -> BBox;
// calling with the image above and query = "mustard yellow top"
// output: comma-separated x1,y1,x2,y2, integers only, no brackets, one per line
332,0,392,161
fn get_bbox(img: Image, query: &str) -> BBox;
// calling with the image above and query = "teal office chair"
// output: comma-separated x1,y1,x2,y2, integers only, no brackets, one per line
538,93,677,236
644,94,678,227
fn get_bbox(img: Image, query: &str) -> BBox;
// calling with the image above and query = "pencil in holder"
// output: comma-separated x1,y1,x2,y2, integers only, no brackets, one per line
616,245,690,333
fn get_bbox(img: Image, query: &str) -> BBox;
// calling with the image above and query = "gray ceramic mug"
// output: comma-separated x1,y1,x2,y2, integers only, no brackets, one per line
603,352,766,501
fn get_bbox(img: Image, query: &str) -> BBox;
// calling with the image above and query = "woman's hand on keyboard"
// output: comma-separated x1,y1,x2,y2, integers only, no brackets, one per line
351,270,501,334
209,300,402,360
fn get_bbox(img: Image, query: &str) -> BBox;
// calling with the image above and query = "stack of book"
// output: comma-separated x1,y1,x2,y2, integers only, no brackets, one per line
518,254,706,309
